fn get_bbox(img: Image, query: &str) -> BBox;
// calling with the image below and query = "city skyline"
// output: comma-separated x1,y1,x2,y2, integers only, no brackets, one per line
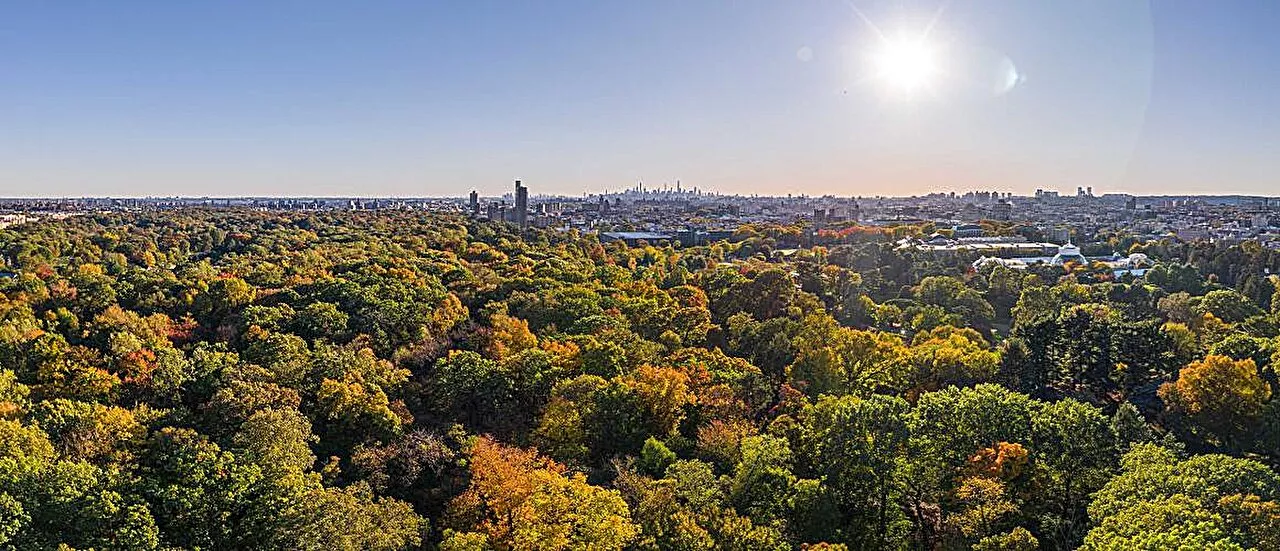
2,1,1279,197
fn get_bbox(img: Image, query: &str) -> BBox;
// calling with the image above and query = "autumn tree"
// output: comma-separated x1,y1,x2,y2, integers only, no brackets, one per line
445,437,638,550
1160,354,1272,448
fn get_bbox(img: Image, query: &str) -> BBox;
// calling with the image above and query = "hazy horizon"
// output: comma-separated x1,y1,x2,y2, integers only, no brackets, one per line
3,189,1279,201
3,1,1278,197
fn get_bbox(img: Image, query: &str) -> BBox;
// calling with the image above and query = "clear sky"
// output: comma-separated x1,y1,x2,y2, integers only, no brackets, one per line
0,1,1276,198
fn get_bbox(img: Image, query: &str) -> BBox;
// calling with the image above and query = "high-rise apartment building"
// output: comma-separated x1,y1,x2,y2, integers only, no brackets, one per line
514,180,528,229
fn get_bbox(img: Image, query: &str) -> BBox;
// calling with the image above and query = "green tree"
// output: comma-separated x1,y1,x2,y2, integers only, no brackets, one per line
916,276,995,328
638,437,676,477
728,435,795,525
1084,444,1280,550
285,482,425,551
1028,399,1117,549
1196,289,1263,324
232,407,317,474
799,394,910,548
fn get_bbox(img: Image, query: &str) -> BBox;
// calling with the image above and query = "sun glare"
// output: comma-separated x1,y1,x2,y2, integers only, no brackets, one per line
872,36,938,95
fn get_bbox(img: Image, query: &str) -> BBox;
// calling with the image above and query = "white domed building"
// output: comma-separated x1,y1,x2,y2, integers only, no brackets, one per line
1124,253,1151,268
972,244,1156,276
1050,243,1087,266
972,256,1028,271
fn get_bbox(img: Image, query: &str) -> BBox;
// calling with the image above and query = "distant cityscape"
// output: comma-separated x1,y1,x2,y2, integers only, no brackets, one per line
0,180,1277,252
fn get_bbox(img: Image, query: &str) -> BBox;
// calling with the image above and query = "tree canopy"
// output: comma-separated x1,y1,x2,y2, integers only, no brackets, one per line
0,209,1277,549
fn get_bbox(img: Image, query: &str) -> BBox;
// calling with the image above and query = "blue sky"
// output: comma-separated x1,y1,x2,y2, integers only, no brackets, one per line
0,1,1276,197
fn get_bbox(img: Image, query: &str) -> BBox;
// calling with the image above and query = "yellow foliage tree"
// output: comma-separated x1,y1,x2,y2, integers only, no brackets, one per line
1159,355,1271,445
447,437,638,550
486,313,537,361
624,365,693,437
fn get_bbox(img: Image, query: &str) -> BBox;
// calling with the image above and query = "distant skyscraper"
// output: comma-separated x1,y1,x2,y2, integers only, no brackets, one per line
468,190,479,215
514,180,528,229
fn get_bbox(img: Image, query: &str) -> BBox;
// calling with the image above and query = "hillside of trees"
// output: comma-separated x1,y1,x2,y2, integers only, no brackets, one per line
1,209,1278,550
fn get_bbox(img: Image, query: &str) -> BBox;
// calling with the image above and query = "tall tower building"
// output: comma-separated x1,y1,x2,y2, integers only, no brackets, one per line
514,180,528,229
468,190,479,215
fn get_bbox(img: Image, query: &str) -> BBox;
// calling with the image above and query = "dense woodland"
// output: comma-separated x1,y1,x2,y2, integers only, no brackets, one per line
1,210,1279,550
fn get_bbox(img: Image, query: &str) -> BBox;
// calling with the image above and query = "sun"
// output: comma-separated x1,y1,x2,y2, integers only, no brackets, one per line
871,35,938,95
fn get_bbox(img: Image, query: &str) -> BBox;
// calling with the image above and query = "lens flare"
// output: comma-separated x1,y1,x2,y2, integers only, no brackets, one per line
872,36,937,94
